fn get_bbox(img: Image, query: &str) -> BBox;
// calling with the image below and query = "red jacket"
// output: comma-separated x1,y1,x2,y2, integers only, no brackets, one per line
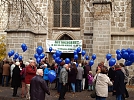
25,65,36,84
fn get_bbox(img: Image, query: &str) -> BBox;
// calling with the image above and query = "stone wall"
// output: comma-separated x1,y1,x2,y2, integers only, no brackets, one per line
6,32,35,62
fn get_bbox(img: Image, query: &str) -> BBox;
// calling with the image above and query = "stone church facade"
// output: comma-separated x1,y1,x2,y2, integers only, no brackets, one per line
0,0,134,73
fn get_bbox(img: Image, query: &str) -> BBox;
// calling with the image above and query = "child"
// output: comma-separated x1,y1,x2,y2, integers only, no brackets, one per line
88,71,94,91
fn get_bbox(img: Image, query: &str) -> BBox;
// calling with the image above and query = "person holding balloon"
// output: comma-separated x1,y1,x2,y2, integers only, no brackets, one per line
58,64,69,100
113,64,125,100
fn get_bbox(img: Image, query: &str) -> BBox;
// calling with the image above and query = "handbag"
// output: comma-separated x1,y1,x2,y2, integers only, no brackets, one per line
90,74,98,98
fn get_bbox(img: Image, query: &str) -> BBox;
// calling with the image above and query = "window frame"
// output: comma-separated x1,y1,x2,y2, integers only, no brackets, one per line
53,0,80,28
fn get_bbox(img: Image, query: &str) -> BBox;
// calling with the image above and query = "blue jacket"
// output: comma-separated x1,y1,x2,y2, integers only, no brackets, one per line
43,68,49,80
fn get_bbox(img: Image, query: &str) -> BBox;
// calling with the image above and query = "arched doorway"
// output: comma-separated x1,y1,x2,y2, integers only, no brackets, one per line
59,34,74,60
58,34,81,62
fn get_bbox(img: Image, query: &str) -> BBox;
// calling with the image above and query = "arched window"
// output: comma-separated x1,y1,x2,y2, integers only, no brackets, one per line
53,0,80,27
131,0,134,27
59,34,72,40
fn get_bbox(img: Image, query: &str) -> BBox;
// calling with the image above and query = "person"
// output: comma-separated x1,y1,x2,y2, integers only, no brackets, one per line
76,63,84,92
69,63,78,94
88,71,94,91
2,60,10,87
113,64,125,100
30,69,50,100
43,64,49,86
58,64,69,100
11,62,21,97
108,65,115,92
93,66,113,100
0,61,4,85
25,60,36,100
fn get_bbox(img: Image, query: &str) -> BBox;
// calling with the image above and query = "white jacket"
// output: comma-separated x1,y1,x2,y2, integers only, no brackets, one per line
93,73,113,97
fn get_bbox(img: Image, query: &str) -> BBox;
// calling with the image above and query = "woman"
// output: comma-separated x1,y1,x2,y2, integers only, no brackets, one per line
93,66,113,100
11,62,21,97
69,63,78,94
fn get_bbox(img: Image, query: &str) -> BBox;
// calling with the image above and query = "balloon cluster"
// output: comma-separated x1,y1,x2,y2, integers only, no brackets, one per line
34,46,45,64
52,50,63,64
106,53,116,67
116,48,134,66
8,43,28,61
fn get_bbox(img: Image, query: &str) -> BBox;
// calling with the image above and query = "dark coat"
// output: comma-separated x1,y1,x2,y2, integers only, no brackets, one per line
108,67,115,81
113,69,125,95
30,75,50,100
11,65,21,87
69,68,77,83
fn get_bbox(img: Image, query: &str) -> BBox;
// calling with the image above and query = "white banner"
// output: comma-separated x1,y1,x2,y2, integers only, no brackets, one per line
46,40,82,53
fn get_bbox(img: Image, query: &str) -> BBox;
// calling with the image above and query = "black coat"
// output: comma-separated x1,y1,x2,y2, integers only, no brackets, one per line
69,68,77,83
11,65,21,87
30,75,50,100
113,69,125,95
108,67,115,81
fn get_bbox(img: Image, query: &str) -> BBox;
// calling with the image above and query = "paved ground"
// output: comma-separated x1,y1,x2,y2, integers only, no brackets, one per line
0,84,134,100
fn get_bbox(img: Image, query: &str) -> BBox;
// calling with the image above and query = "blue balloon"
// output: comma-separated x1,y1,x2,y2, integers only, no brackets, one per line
85,55,89,60
116,54,122,60
124,60,133,66
116,49,121,54
129,53,134,61
106,53,112,61
13,56,16,61
53,54,56,59
122,52,129,60
121,49,126,55
49,47,52,52
77,47,81,53
109,58,116,67
81,50,86,56
10,50,15,56
36,57,41,64
65,58,70,64
89,60,94,67
55,57,60,64
48,70,56,83
18,56,23,61
36,46,43,55
55,50,61,57
34,53,39,59
92,54,96,60
14,53,19,59
23,46,27,52
74,50,78,55
39,53,45,59
8,51,12,57
127,48,133,54
74,54,78,60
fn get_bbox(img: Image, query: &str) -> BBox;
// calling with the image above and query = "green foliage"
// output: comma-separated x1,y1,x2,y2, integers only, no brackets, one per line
0,35,6,61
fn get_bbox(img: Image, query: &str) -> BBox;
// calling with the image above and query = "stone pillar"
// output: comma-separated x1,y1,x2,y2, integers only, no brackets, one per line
92,2,112,70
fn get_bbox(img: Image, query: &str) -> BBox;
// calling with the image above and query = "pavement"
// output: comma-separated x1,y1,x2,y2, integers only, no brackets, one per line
0,84,134,100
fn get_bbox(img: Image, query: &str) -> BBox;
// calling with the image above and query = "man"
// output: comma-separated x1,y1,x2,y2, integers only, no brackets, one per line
30,69,50,100
59,64,69,100
25,60,36,100
2,60,10,87
76,63,84,92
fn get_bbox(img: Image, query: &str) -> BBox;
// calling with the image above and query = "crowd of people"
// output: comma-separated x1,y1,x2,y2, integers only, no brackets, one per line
0,57,130,100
